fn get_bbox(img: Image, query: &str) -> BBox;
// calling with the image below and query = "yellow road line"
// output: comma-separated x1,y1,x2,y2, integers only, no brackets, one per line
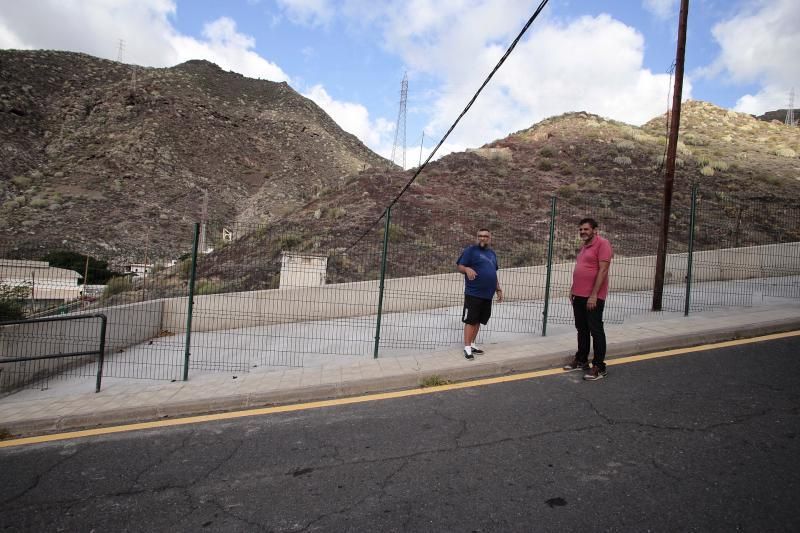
2,330,799,449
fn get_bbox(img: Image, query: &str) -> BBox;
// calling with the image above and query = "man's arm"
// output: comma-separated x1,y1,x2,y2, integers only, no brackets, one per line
495,279,503,303
587,261,610,310
458,263,477,280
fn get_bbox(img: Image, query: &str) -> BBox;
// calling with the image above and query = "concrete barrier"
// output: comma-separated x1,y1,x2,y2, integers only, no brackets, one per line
3,241,799,371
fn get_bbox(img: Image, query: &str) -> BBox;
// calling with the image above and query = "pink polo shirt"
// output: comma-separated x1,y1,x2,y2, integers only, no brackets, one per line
572,234,613,300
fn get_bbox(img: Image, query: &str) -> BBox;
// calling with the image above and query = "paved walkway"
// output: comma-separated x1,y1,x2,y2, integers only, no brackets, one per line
1,302,799,438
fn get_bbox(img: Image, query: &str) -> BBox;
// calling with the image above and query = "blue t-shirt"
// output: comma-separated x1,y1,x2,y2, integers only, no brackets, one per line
457,244,498,300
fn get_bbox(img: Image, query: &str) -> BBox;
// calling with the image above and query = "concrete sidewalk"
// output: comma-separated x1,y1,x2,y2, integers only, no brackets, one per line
1,303,799,439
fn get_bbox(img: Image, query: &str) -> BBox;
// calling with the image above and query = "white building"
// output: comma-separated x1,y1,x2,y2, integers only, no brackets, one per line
125,263,154,277
279,252,328,289
0,259,82,302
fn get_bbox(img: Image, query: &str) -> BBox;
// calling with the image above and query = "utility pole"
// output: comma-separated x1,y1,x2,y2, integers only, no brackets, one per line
142,227,150,302
418,131,425,168
83,255,89,309
786,88,796,126
117,39,125,62
199,189,208,253
390,73,408,169
653,0,689,311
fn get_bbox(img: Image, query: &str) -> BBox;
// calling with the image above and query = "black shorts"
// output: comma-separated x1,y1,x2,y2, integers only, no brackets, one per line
462,295,492,325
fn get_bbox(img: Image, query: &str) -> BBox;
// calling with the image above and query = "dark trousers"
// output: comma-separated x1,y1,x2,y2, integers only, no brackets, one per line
572,295,606,370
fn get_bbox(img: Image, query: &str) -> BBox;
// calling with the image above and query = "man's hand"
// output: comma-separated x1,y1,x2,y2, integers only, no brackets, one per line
463,267,477,280
587,295,598,310
496,288,504,303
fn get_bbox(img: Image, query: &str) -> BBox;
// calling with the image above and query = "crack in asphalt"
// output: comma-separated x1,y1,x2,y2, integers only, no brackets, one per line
201,495,271,531
0,446,84,507
128,432,194,490
576,393,781,434
431,406,469,447
293,457,409,533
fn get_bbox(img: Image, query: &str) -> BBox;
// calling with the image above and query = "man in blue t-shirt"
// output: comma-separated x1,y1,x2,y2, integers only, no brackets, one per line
456,228,503,360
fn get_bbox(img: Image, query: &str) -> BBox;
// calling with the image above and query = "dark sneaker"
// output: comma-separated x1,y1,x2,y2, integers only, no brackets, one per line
470,346,484,354
583,367,607,381
464,349,474,360
563,359,589,372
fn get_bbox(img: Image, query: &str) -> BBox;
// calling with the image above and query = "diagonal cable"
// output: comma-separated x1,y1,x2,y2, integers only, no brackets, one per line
346,0,551,251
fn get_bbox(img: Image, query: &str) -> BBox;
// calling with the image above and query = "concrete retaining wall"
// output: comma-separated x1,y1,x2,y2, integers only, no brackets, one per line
159,241,800,333
4,242,799,367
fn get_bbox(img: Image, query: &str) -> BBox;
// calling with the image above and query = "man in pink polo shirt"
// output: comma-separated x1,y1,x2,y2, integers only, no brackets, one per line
563,218,613,380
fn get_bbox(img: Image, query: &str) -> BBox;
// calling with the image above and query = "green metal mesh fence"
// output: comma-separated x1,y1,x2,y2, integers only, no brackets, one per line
1,186,798,391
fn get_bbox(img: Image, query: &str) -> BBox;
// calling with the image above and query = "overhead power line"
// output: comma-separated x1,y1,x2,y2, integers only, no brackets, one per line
346,0,552,251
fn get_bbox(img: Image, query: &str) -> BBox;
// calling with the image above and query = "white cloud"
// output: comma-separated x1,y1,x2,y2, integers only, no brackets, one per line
0,0,289,81
170,18,290,81
711,0,800,114
367,5,686,150
303,84,396,159
734,86,793,115
0,20,31,49
642,0,678,19
276,0,334,27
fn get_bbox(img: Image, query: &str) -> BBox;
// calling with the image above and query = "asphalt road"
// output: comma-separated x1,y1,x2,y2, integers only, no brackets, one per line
2,336,799,532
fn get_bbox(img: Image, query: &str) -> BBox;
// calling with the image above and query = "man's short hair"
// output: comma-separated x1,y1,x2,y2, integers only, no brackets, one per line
478,228,491,234
579,218,598,229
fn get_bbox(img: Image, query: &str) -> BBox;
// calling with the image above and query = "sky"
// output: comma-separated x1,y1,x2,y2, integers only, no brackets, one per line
1,0,798,167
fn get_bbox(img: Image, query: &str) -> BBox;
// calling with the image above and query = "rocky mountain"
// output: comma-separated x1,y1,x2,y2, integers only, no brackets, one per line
2,49,799,285
193,100,800,289
0,50,390,263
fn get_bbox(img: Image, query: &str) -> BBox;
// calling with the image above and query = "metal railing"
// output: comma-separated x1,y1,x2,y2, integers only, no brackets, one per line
0,314,107,392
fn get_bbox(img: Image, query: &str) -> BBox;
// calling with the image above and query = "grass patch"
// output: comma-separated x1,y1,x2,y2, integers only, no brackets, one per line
420,375,451,388
700,166,715,176
103,276,133,299
615,140,635,150
11,176,31,187
557,183,578,197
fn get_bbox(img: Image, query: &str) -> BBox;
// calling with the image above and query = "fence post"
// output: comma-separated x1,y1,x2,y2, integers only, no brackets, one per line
684,185,698,316
183,223,200,381
373,207,391,359
542,196,557,336
95,313,107,393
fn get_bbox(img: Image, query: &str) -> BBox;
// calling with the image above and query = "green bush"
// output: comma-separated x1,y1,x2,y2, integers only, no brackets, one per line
278,234,303,250
103,276,133,298
0,284,30,320
380,223,405,242
557,183,578,197
11,176,31,188
29,197,49,208
616,140,635,150
179,258,192,279
700,166,715,176
195,280,223,295
538,160,553,171
613,156,631,166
